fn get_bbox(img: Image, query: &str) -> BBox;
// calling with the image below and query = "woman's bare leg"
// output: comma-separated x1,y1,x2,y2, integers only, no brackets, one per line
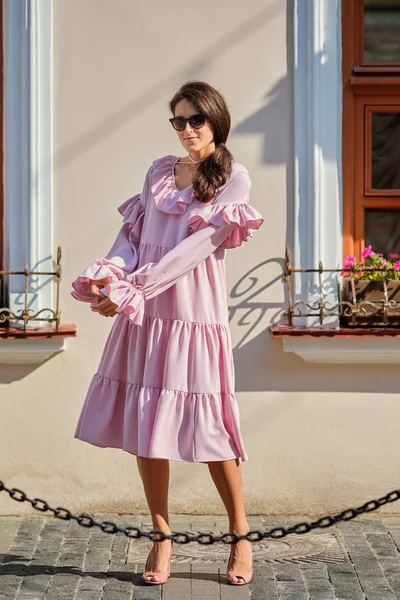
136,456,172,582
207,458,252,582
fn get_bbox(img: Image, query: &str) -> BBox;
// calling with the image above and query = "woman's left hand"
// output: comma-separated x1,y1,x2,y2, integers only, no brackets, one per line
90,295,118,317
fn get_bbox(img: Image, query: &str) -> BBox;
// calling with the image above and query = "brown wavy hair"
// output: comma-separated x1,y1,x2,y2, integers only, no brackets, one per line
169,81,234,204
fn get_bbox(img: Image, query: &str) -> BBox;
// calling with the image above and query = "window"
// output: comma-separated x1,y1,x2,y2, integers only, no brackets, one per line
3,0,54,322
1,1,76,362
342,0,400,259
271,0,400,362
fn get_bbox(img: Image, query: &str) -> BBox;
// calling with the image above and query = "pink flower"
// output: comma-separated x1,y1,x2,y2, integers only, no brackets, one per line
394,260,400,271
382,259,387,270
341,255,357,275
361,245,375,259
389,253,400,260
344,254,357,266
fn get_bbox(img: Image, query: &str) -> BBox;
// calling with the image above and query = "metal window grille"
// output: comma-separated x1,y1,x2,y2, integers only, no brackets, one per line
0,247,62,333
284,246,400,327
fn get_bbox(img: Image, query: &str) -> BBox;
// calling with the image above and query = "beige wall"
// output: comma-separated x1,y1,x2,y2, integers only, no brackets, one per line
1,0,400,520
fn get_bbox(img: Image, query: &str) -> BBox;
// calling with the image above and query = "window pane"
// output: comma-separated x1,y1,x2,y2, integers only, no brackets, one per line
365,210,400,256
364,0,400,62
371,112,400,189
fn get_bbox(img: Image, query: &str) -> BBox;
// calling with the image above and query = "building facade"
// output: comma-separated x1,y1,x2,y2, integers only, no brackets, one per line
1,0,400,517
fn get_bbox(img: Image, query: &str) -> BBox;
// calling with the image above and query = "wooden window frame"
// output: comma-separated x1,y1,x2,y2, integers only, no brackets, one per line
342,0,400,260
364,105,400,197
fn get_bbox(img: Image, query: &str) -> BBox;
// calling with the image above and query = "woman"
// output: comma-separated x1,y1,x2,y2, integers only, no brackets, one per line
71,80,264,586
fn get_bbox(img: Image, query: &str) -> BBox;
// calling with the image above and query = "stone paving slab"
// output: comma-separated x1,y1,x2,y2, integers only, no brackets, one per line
1,515,400,598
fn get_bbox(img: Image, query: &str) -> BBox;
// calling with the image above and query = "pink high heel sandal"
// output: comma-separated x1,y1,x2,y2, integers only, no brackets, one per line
142,539,174,585
226,541,253,585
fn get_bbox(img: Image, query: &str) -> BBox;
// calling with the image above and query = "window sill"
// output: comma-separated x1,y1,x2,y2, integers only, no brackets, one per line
270,325,400,364
0,324,76,364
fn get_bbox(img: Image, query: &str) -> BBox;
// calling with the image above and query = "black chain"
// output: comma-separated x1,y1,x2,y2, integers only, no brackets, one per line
1,479,399,544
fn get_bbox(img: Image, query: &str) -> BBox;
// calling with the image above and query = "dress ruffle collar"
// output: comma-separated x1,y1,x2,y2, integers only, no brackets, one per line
150,155,196,215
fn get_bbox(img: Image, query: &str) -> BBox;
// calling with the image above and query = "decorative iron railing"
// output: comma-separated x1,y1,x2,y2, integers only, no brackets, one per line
0,247,62,333
284,246,400,327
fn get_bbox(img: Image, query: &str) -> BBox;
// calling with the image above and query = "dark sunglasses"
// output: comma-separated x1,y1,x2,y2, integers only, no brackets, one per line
169,113,206,131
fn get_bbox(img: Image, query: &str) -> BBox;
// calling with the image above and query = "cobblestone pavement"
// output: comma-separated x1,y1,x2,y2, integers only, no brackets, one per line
1,514,400,599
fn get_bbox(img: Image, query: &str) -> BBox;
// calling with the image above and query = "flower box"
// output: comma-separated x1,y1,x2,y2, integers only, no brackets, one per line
340,279,400,327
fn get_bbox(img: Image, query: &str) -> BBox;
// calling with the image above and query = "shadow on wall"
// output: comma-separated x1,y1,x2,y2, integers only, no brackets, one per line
232,76,291,167
53,1,284,171
229,257,400,396
227,256,287,344
227,258,400,395
232,0,295,252
0,351,63,383
228,0,295,357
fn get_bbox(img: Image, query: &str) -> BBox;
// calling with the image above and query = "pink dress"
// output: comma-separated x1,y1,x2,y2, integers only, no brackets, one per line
71,155,264,462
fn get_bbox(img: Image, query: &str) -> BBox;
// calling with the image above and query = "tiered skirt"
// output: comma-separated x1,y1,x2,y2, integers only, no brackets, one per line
74,312,248,462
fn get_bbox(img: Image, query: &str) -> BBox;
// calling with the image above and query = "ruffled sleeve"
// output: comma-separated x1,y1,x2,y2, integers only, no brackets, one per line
71,192,146,304
188,170,264,249
98,222,236,325
117,193,145,241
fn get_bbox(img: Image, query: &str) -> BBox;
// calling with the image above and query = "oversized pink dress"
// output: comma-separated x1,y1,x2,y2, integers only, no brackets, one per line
71,155,264,462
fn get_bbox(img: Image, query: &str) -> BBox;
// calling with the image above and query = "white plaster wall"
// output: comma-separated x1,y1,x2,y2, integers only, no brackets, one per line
1,0,400,520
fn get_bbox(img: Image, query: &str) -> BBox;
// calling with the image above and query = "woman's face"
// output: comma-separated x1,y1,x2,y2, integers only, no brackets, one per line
173,99,215,155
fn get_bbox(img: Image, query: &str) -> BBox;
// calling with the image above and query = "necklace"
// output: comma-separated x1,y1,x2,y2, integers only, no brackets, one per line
189,153,205,163
177,154,207,165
